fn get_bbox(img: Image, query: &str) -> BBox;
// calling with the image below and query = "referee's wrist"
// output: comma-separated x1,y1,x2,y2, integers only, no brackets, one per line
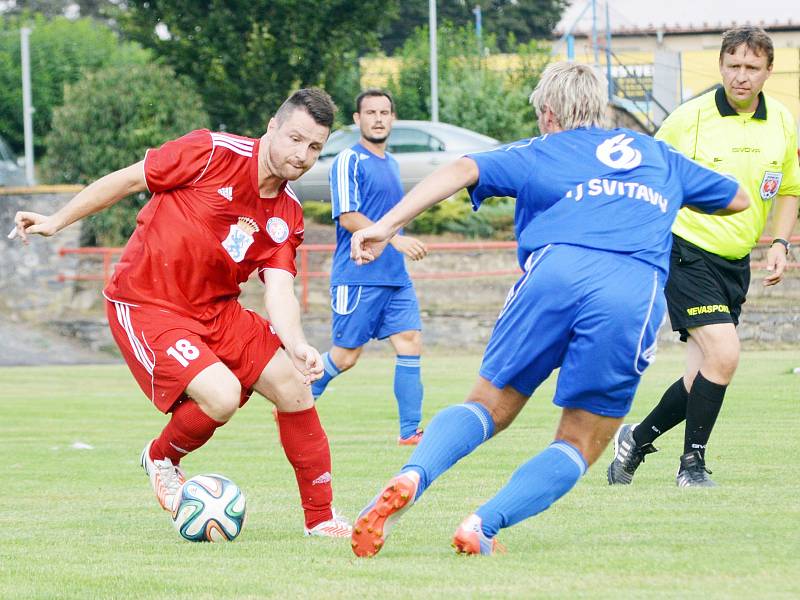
771,238,791,254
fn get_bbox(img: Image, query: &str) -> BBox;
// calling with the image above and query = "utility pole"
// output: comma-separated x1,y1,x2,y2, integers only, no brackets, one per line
429,0,439,122
21,27,35,186
605,0,614,100
591,0,599,67
473,4,483,57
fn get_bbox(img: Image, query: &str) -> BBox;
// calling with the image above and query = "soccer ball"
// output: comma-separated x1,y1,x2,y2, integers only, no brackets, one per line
171,474,246,542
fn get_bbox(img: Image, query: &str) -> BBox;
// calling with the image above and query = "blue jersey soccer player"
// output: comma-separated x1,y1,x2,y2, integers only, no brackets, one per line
347,62,750,557
312,90,428,445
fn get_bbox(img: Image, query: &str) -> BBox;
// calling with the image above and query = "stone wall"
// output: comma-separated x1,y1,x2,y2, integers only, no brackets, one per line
1,190,797,356
0,187,84,320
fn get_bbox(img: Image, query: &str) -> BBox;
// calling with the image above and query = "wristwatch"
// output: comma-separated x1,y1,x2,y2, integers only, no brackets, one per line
771,238,791,254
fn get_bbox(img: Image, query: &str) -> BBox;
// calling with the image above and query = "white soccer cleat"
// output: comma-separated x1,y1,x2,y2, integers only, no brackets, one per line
140,440,186,512
304,508,353,538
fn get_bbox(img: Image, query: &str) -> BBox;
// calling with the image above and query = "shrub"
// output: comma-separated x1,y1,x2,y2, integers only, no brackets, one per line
0,14,150,156
387,25,550,142
42,63,209,246
302,193,515,239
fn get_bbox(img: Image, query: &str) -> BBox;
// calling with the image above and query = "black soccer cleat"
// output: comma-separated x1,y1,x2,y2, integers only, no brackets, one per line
607,424,658,485
676,450,716,488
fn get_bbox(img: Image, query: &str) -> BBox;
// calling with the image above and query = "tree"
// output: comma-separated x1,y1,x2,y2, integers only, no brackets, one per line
42,63,209,245
0,13,150,155
388,25,550,141
0,0,121,19
119,1,398,136
379,0,568,54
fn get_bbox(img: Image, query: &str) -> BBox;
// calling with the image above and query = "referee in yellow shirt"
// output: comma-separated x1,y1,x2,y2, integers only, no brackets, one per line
608,26,800,487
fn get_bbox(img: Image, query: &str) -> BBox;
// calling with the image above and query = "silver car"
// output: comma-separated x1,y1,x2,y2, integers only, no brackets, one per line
291,120,500,202
0,134,26,187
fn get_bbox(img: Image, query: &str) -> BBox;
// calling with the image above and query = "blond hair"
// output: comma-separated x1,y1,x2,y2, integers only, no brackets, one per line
529,62,608,130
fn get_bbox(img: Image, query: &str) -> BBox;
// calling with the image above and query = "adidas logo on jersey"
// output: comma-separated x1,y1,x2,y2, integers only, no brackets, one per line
217,186,233,201
359,153,370,160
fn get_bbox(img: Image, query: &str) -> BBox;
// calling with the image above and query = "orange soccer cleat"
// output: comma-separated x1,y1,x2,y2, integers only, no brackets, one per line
350,471,420,557
397,428,424,446
451,514,506,556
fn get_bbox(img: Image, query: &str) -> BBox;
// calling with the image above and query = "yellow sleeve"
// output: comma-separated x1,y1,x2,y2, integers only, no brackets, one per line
655,107,696,158
777,111,800,196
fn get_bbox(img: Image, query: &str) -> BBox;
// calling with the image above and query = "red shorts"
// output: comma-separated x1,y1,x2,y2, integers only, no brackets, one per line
105,298,282,413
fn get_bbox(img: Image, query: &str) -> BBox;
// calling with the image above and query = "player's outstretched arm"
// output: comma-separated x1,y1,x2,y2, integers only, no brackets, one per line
339,211,427,261
763,194,798,287
351,157,478,264
262,268,323,384
717,186,750,215
9,161,147,244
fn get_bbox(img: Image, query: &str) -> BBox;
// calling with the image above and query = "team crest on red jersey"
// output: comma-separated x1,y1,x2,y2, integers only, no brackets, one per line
759,171,782,200
266,217,290,243
222,216,260,262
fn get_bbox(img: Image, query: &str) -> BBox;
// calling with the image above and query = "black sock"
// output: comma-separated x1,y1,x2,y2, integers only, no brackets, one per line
633,378,689,447
684,371,726,459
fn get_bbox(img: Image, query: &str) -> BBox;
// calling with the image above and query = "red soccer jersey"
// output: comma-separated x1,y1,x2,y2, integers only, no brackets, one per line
104,129,304,320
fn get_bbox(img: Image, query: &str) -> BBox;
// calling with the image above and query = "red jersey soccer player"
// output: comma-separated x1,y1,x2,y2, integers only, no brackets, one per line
11,89,352,538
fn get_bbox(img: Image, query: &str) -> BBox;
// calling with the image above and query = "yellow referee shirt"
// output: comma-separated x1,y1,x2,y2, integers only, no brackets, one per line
656,87,800,259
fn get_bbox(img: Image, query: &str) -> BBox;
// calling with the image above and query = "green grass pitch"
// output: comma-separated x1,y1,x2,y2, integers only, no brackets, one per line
1,348,798,599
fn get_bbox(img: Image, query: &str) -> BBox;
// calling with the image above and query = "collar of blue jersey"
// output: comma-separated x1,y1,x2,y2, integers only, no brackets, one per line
714,85,767,120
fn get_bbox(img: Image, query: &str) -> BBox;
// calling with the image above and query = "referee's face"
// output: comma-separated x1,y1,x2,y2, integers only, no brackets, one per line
719,44,772,112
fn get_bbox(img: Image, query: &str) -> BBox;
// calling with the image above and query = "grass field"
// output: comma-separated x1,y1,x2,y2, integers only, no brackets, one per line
1,348,798,599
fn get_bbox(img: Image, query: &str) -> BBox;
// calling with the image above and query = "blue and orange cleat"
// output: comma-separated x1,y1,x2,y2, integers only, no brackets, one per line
451,514,506,556
398,428,424,446
350,471,420,557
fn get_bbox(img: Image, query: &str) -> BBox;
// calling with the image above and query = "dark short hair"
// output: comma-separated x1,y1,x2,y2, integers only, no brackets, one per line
275,88,336,128
720,26,774,67
355,89,395,114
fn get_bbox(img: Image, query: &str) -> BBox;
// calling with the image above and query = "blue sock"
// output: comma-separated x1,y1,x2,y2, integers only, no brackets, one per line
402,402,495,500
476,440,588,538
394,355,423,438
311,352,340,400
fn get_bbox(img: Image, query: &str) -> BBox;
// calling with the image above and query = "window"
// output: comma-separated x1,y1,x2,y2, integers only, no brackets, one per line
320,130,359,158
387,128,444,153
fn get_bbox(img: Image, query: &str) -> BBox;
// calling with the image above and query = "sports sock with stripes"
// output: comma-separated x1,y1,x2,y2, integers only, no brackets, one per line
150,399,225,464
276,406,334,528
684,371,726,459
402,402,495,500
476,441,587,538
311,352,341,400
633,377,689,447
394,354,423,438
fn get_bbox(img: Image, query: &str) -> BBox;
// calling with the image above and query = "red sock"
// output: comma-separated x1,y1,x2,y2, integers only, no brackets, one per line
276,406,334,528
150,400,226,464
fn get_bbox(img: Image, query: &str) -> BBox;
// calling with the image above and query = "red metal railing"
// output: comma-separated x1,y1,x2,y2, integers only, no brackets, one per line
57,236,800,312
57,246,123,282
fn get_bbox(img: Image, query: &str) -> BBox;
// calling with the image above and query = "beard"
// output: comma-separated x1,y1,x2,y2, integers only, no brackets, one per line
267,146,308,181
363,132,389,144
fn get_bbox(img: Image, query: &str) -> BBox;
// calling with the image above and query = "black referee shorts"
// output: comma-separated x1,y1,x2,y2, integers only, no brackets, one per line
666,234,750,342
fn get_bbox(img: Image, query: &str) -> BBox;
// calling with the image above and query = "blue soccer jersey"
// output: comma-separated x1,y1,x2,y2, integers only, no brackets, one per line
329,143,410,286
467,127,739,278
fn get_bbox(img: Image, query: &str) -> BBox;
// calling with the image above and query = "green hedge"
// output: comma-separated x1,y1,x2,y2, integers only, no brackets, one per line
303,191,515,240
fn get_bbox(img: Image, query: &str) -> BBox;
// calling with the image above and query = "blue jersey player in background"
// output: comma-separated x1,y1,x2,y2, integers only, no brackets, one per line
312,89,428,445
347,62,750,557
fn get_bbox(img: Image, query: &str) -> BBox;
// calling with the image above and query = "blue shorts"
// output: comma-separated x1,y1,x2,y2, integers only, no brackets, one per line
480,244,666,418
330,283,422,349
